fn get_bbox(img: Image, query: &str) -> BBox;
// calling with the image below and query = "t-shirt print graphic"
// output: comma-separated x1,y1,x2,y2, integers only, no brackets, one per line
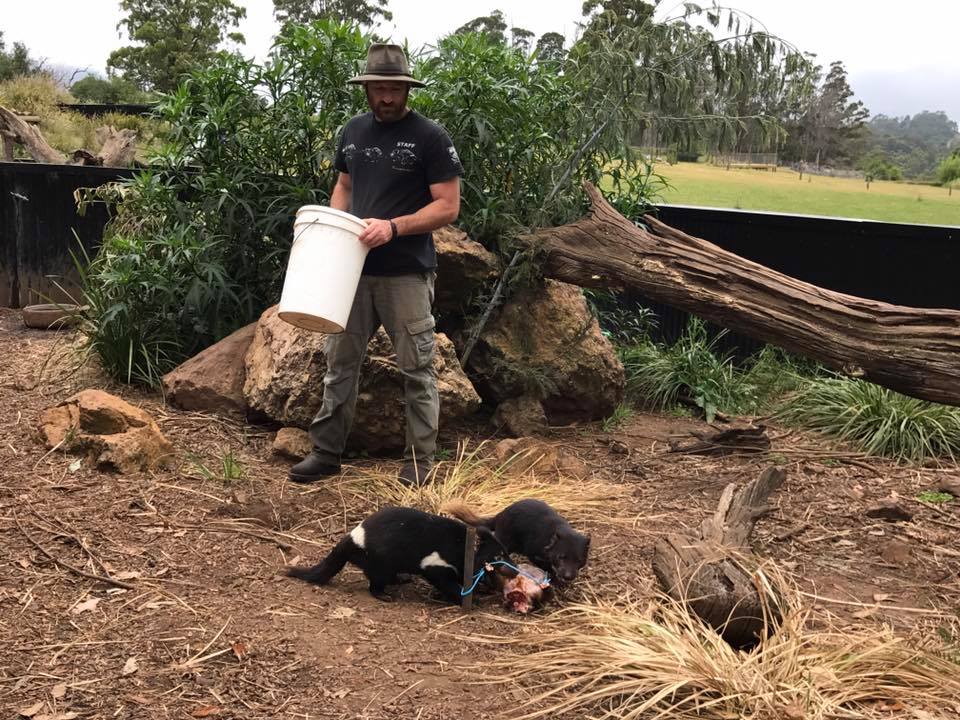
343,143,382,164
390,146,418,172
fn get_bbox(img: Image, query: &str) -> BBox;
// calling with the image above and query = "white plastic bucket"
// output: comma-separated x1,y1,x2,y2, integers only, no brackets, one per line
278,205,369,333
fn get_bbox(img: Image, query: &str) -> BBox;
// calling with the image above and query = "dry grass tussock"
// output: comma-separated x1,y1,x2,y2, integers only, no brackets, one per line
339,441,632,524
466,571,960,720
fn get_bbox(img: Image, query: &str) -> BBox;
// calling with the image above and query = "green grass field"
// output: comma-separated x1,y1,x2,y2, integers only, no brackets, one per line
654,162,960,226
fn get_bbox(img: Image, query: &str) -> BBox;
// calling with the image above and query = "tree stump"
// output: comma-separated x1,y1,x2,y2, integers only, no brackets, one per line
524,183,960,407
652,466,786,647
95,126,138,167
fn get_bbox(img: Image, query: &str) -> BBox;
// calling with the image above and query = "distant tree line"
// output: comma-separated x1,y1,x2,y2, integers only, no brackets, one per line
2,0,958,180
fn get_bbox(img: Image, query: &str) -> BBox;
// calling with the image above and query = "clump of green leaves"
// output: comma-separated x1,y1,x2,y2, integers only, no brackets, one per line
777,376,960,464
601,403,634,432
74,213,235,386
620,318,748,422
616,317,817,422
916,491,953,504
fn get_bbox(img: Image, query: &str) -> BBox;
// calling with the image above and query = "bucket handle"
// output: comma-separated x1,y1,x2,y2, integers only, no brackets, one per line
291,216,368,248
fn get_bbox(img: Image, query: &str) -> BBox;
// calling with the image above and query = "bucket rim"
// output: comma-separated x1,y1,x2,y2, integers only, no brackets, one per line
296,205,368,229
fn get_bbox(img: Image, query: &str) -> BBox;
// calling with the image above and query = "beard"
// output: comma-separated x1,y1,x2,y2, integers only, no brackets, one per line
366,85,410,123
371,102,405,122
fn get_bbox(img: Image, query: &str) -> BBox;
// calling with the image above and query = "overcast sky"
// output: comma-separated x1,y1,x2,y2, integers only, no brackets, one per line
3,0,959,120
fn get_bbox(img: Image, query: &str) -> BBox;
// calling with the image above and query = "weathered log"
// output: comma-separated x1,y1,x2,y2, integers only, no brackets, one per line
0,105,66,163
525,183,960,407
652,466,786,647
668,423,770,456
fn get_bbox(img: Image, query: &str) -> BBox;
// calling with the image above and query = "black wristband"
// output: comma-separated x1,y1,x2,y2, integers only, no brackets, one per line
389,220,398,241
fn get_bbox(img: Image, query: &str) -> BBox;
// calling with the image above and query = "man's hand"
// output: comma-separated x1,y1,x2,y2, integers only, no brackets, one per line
358,218,393,248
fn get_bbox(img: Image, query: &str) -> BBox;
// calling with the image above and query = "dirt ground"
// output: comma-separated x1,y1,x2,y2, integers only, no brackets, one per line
1,306,958,719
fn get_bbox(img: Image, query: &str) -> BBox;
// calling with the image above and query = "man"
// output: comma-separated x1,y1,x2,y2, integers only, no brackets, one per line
289,43,464,486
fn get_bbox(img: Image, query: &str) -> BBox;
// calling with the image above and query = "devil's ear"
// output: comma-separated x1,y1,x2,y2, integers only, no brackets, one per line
543,532,558,552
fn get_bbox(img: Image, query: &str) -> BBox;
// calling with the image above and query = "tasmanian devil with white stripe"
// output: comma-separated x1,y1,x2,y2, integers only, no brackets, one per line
286,506,511,604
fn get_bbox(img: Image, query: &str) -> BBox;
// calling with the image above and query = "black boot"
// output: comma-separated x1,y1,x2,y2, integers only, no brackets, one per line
289,451,341,484
398,459,433,487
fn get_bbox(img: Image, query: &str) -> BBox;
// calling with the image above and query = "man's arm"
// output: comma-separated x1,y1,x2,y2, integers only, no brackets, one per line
357,176,460,249
330,172,352,212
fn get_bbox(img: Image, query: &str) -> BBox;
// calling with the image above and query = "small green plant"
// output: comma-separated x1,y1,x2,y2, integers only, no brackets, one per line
221,450,244,482
435,447,454,461
619,318,743,422
186,449,245,483
916,491,953,504
601,403,633,432
777,376,960,463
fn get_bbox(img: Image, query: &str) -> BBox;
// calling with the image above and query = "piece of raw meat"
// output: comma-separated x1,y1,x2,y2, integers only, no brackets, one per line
502,564,551,614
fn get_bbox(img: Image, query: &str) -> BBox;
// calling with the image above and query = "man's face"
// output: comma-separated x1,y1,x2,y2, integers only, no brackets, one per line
366,81,410,122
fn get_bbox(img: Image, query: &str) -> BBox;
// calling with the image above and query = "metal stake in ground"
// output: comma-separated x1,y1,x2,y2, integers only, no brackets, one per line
461,526,477,611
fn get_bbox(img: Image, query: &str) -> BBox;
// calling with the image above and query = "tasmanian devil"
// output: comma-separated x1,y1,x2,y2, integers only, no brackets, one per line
286,506,510,604
443,499,590,585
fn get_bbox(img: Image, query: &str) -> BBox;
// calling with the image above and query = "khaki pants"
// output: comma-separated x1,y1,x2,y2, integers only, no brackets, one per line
309,272,438,464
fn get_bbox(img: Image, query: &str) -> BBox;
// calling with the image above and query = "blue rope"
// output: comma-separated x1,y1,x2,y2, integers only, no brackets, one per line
460,560,551,597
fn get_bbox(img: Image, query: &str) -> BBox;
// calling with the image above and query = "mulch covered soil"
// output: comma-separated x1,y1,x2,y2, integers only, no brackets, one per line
1,307,958,719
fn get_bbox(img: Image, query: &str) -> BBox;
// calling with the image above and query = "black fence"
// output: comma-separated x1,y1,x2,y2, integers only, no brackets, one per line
0,161,133,307
57,103,157,117
1,161,958,358
641,204,960,357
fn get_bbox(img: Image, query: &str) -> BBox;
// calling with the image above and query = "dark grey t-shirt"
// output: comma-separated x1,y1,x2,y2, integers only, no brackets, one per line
334,110,464,275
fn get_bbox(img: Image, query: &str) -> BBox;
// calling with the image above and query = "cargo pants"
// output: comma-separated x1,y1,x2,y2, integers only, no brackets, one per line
308,271,438,465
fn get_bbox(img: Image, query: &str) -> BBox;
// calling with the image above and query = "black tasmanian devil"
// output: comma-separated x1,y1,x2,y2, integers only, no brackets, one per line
286,506,511,604
444,499,591,585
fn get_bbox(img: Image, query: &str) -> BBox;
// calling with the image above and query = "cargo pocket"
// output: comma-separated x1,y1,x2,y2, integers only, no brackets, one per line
403,315,436,370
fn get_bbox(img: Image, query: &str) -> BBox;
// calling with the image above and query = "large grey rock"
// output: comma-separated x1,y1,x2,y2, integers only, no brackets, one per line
243,306,481,452
468,280,625,421
162,323,255,415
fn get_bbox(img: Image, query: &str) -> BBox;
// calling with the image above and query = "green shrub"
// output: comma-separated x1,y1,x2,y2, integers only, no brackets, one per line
618,318,820,421
620,318,746,422
0,72,72,113
585,289,658,345
70,74,152,104
79,20,369,383
860,152,903,181
413,33,663,248
75,191,236,386
777,376,960,463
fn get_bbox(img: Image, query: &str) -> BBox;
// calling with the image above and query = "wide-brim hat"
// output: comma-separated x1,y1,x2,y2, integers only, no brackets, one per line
348,43,426,88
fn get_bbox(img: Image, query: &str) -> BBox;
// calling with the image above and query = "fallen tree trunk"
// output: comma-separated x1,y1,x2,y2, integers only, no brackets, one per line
652,466,786,647
0,105,66,163
0,105,138,167
525,183,960,407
